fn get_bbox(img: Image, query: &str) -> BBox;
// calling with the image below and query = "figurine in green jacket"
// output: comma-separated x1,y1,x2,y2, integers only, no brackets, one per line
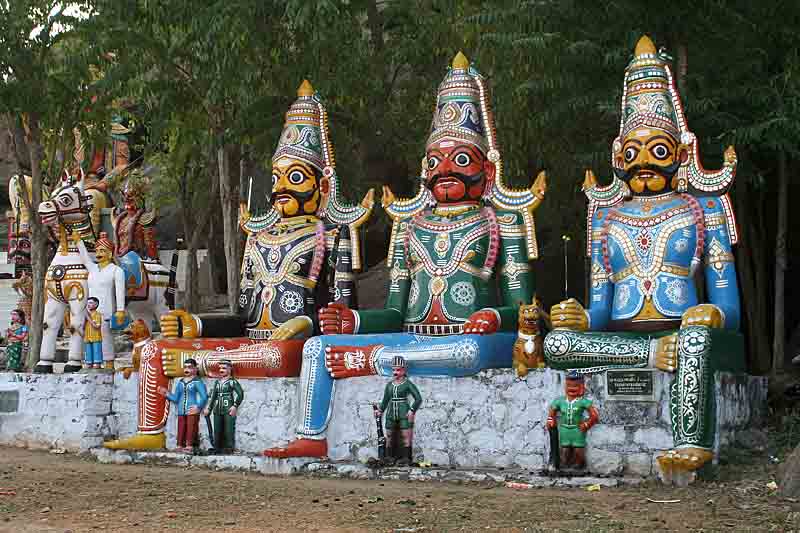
373,356,422,465
203,359,244,453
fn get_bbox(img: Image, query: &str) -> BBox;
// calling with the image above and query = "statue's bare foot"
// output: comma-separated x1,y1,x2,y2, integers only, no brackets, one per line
657,447,713,472
263,438,327,459
325,345,378,379
654,334,678,372
103,432,166,451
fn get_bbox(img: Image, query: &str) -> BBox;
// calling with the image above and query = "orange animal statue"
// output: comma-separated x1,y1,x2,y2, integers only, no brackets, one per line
512,296,547,377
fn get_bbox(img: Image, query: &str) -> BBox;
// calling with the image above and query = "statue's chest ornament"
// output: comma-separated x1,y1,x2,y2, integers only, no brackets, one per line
250,221,327,287
601,194,706,298
406,208,499,282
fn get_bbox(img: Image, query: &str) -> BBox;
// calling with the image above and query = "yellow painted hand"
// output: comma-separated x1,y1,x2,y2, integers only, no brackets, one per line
270,316,313,341
681,304,723,329
159,309,200,338
654,334,678,373
70,230,82,244
161,348,189,378
550,298,589,331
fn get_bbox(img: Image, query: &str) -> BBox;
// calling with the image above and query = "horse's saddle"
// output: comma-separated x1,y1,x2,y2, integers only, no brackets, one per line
119,251,149,301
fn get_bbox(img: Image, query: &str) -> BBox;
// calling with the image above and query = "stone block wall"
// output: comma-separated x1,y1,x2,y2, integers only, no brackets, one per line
106,368,767,476
0,373,114,451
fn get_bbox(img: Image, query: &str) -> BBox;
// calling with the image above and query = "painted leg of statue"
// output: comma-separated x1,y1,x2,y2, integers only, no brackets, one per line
657,326,715,474
101,319,114,370
264,334,413,459
398,429,413,465
265,333,515,458
574,448,586,470
543,330,656,372
35,300,65,373
65,299,86,372
103,339,168,450
560,448,570,469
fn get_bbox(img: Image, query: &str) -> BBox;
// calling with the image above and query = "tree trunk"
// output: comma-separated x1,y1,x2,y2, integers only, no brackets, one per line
780,442,800,497
217,142,241,313
20,114,47,369
773,152,788,374
734,179,772,374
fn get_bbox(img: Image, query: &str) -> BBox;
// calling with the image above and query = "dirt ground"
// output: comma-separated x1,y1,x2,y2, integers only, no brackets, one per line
0,447,795,532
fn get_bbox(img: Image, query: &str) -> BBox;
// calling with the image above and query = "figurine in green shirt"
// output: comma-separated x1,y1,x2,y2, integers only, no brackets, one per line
547,371,599,470
373,356,422,465
203,359,244,453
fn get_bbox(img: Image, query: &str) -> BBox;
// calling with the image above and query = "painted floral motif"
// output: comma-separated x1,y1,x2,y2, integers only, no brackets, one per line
664,278,689,305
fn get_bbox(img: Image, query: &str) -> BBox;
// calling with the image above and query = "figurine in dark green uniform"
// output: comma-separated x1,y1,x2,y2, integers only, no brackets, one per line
373,356,422,465
203,359,244,453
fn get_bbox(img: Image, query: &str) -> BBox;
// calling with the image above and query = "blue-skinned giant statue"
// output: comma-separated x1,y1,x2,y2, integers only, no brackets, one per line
544,36,743,475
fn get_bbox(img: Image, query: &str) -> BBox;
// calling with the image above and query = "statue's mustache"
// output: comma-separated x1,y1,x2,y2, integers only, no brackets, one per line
426,170,484,190
614,160,681,181
271,185,319,204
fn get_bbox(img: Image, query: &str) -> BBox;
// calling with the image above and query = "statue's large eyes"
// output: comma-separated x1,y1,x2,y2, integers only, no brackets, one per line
288,171,305,185
427,156,440,170
58,195,71,207
650,143,670,160
271,174,278,186
624,146,639,163
454,152,471,167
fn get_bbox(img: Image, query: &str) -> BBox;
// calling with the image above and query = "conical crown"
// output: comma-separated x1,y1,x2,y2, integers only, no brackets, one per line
272,80,335,173
426,52,495,155
619,35,681,138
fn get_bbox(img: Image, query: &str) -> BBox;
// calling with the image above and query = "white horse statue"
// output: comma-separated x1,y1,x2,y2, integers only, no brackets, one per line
35,174,177,373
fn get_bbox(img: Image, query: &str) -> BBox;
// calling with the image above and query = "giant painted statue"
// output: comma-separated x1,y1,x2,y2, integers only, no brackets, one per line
104,80,374,451
265,53,547,458
543,36,743,475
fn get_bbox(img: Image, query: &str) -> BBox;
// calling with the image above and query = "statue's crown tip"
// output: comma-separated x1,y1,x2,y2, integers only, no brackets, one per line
452,51,470,69
297,79,314,97
634,35,657,57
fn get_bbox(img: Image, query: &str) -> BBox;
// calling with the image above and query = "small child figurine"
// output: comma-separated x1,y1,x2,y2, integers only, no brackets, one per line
157,358,208,453
83,297,104,369
203,359,244,454
5,309,28,372
546,370,599,471
373,356,422,465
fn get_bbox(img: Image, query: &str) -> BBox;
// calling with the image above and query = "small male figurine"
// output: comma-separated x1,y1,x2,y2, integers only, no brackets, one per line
546,371,599,470
158,358,208,453
373,356,422,465
5,309,28,372
83,297,103,369
204,359,244,454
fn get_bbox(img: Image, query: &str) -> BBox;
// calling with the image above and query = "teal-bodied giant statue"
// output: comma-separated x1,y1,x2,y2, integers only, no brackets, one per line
544,35,743,475
265,52,547,458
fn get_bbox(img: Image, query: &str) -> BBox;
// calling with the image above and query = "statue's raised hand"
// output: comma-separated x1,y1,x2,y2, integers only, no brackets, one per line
550,298,589,331
463,310,500,335
318,303,357,335
159,309,201,338
681,304,723,329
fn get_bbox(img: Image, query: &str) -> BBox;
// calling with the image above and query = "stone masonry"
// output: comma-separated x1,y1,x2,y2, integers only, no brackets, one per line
0,368,767,479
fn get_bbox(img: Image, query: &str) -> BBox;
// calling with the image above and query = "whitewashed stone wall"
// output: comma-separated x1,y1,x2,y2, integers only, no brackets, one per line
106,368,767,476
0,368,767,477
0,373,114,451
